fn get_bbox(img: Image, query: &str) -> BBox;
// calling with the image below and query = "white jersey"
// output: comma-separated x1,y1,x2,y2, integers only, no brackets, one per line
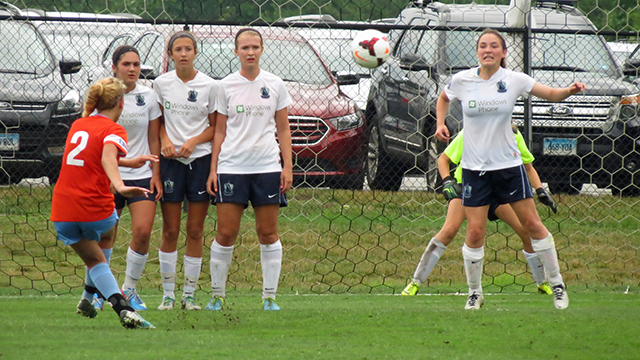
117,85,162,180
217,70,292,174
153,70,218,164
445,67,535,171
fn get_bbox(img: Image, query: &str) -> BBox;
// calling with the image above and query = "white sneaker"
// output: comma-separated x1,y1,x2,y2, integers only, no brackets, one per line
464,293,484,310
157,296,175,311
119,310,156,329
181,295,201,310
552,284,569,309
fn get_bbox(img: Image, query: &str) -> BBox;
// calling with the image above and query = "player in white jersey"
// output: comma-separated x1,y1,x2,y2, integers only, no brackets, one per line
205,28,293,311
153,31,218,311
435,29,586,310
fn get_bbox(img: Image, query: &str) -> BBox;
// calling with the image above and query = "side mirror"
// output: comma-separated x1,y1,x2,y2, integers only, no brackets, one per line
623,59,640,77
60,59,82,74
141,64,157,80
334,71,360,85
400,53,434,73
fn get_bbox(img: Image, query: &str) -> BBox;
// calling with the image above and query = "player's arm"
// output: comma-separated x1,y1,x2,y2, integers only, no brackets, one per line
438,152,460,201
118,155,159,168
435,91,451,142
158,106,177,159
525,162,557,214
530,81,586,103
148,116,163,200
207,112,227,195
275,107,293,193
102,143,151,198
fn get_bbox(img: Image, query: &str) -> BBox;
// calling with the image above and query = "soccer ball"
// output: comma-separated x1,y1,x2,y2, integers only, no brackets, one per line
351,29,390,68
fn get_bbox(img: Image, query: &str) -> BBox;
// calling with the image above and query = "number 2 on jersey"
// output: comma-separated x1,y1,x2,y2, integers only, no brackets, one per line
66,131,89,166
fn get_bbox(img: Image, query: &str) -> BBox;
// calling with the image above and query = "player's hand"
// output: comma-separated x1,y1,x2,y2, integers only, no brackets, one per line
161,140,178,159
434,124,450,142
206,170,218,196
117,185,152,198
177,138,197,158
441,176,461,201
568,82,587,95
150,175,163,201
281,166,293,194
536,187,557,214
126,155,159,169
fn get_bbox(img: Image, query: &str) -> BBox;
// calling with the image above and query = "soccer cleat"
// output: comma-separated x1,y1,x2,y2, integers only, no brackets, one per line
157,296,175,311
262,297,281,311
93,293,104,311
122,287,147,311
119,310,156,329
181,295,201,310
552,284,569,309
538,282,553,295
464,293,485,310
76,297,98,319
204,296,225,311
401,282,419,296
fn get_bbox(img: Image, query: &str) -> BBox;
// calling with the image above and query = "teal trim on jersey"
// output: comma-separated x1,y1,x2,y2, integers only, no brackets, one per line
443,129,534,184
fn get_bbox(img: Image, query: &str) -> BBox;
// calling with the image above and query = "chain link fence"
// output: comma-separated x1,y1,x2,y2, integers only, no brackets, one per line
0,0,639,296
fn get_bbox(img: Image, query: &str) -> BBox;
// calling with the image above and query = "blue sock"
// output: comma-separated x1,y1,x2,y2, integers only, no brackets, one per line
89,262,120,300
82,248,114,299
103,248,112,265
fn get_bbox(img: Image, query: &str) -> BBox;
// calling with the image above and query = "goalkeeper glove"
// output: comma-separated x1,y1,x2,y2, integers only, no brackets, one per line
441,176,462,201
536,187,557,214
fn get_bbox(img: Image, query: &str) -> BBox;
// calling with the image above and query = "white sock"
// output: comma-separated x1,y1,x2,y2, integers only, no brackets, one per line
123,247,148,290
531,233,564,287
412,237,447,285
462,244,484,295
261,240,283,300
159,250,177,298
523,250,546,286
183,255,202,298
210,240,234,298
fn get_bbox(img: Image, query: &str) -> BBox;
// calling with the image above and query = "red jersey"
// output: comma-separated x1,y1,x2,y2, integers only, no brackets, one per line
50,115,128,222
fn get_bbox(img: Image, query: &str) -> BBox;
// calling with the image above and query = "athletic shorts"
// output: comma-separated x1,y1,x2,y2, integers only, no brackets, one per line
461,165,532,207
54,209,118,246
114,178,156,210
213,172,287,208
160,154,211,203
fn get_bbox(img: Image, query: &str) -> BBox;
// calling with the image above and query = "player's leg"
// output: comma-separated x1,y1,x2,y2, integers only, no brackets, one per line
493,204,549,294
403,199,465,296
179,200,209,310
463,205,488,309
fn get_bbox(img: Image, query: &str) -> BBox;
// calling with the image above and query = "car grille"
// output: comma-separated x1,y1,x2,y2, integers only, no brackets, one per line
0,102,48,112
289,116,329,146
513,95,613,134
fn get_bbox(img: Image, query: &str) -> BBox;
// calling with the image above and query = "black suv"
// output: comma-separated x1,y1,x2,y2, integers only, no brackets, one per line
0,4,83,184
366,0,640,195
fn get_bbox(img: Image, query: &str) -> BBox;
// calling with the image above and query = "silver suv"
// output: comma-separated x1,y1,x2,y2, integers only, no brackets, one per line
366,0,640,195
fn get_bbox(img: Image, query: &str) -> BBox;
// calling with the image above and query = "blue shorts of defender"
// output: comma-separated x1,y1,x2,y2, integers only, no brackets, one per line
212,172,287,208
114,178,157,210
160,154,211,203
54,209,118,246
461,165,533,207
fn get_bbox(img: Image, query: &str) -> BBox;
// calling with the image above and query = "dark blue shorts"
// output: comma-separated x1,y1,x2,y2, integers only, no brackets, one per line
114,178,156,210
54,209,118,245
213,172,287,208
161,154,211,203
461,165,532,207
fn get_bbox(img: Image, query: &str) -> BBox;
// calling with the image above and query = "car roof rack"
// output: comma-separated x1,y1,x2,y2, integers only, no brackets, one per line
535,0,577,9
407,0,438,9
283,14,337,24
0,0,23,16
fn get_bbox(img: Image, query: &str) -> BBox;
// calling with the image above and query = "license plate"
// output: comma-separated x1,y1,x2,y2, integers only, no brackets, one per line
0,133,19,151
543,138,576,156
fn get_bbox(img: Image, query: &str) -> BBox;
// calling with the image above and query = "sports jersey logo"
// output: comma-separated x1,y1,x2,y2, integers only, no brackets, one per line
260,86,270,99
164,179,174,194
497,80,507,93
164,101,171,109
223,182,234,196
135,94,146,106
236,105,245,113
468,100,476,108
187,90,198,102
463,184,472,198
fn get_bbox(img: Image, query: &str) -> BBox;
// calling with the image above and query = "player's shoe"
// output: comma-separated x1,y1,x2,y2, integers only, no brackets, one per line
122,287,147,311
401,282,419,296
552,284,569,309
262,297,280,311
204,296,225,311
76,297,98,318
538,282,553,295
464,293,485,310
181,295,201,310
119,310,156,329
93,293,104,311
157,296,175,311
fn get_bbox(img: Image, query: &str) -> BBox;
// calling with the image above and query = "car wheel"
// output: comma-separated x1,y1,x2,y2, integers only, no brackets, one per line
549,182,582,195
366,122,404,191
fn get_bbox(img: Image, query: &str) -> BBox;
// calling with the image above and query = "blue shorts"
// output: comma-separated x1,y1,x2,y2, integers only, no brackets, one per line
461,165,532,207
161,154,211,203
114,178,156,210
54,209,118,246
213,172,287,208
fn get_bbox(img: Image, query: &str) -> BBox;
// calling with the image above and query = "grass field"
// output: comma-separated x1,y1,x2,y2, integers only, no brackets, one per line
1,292,639,359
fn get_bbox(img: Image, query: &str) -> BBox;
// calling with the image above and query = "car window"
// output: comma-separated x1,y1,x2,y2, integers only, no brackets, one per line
531,33,616,75
134,32,164,76
395,29,422,59
103,34,135,68
0,21,54,75
307,37,367,75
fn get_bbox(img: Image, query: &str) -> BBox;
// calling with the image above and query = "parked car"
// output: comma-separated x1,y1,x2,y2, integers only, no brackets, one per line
101,25,368,189
0,4,83,184
607,41,638,68
366,0,640,195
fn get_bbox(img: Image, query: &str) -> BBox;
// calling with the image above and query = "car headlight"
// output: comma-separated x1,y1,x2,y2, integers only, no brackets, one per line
53,90,82,117
326,112,363,131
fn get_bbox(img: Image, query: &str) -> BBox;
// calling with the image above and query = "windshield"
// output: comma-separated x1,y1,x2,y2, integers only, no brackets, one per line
181,38,333,85
308,38,369,76
0,21,54,75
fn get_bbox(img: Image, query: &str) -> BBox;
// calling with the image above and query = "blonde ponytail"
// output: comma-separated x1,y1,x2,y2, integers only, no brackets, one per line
82,78,126,117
